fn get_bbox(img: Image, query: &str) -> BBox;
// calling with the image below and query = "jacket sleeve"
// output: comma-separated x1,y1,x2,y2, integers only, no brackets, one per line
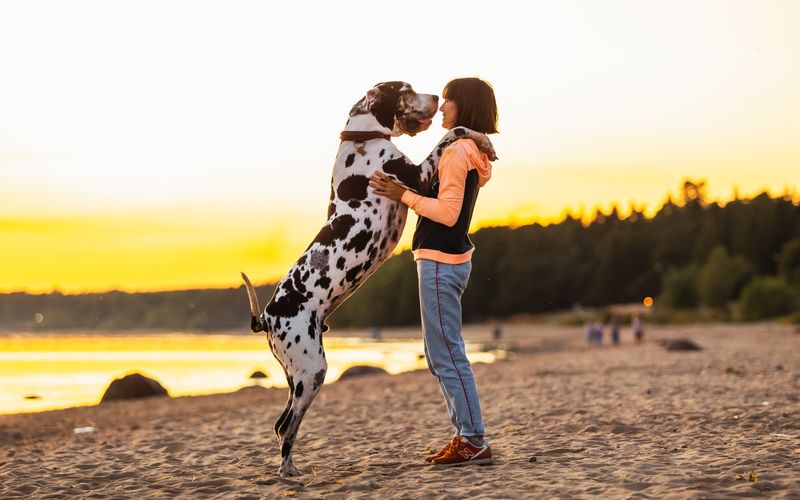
400,144,469,227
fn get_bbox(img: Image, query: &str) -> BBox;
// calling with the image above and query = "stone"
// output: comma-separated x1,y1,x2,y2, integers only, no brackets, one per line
100,373,169,403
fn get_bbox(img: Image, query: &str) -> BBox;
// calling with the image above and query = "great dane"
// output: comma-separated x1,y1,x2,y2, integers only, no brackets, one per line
242,81,495,477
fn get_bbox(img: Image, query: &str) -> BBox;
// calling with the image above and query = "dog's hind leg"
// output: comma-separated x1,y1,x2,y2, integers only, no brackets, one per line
274,375,293,439
275,359,328,477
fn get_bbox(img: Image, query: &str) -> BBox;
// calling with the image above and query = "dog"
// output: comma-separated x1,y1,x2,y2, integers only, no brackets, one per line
242,81,495,477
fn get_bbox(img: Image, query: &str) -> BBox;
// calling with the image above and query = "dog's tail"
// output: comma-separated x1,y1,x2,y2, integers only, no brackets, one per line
241,272,267,333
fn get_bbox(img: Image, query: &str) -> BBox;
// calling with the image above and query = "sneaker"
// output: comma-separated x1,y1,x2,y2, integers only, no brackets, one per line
425,436,460,463
432,436,493,466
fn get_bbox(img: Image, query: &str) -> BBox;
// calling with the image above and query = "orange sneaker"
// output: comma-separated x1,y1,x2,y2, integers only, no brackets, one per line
425,436,460,463
432,436,493,466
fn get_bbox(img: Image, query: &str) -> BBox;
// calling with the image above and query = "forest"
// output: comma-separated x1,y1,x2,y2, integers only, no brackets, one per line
2,180,799,332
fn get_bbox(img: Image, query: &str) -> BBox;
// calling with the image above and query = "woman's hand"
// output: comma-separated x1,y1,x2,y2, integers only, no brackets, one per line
369,172,407,201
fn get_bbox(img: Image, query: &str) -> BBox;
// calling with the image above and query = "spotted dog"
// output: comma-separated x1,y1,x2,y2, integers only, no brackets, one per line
242,81,495,477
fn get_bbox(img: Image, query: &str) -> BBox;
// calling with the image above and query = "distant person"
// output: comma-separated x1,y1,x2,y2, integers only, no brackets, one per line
369,325,381,340
610,318,620,345
633,314,644,344
492,324,502,341
594,322,604,347
369,77,498,466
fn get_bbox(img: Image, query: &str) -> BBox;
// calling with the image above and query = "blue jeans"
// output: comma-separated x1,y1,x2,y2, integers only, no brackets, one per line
417,259,484,437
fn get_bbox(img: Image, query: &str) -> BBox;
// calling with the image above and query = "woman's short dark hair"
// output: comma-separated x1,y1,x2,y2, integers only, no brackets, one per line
442,77,498,134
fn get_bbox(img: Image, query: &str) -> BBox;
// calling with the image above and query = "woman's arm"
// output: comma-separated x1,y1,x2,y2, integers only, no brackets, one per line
370,143,469,227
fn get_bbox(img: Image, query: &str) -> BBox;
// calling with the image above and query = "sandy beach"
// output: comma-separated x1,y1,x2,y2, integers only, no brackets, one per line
1,322,798,498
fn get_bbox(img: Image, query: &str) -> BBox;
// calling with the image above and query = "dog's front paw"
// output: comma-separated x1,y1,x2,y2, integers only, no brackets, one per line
450,127,497,161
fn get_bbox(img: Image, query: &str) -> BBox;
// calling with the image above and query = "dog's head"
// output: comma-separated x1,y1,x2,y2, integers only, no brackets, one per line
349,81,438,136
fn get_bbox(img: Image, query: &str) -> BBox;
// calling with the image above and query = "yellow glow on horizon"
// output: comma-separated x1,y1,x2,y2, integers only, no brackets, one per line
2,1,799,293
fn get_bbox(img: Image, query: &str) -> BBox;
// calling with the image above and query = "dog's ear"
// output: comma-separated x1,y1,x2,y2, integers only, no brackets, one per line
364,87,382,109
349,87,382,116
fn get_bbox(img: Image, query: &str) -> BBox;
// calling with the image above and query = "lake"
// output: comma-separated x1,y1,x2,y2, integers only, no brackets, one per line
0,333,499,415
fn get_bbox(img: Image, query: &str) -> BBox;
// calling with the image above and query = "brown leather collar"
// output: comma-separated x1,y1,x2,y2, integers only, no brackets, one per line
339,131,391,142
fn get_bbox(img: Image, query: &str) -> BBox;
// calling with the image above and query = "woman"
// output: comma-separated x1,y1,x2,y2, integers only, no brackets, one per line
369,77,498,466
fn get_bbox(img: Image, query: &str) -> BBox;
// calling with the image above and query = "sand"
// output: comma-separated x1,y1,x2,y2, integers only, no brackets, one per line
1,323,799,498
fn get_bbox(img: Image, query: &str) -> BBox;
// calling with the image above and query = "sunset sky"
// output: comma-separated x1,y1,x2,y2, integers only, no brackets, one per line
1,0,799,293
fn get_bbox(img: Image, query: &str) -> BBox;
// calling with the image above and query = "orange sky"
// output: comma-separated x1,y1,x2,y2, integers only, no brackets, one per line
1,1,799,293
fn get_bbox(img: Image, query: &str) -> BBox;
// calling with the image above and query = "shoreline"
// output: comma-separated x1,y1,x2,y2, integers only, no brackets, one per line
0,325,525,418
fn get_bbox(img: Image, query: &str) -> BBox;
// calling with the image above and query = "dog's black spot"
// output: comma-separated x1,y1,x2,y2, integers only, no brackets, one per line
366,159,370,166
454,127,466,137
337,175,369,202
302,270,310,281
266,279,309,318
327,202,336,218
373,209,378,214
308,311,317,339
281,438,292,458
336,257,346,270
344,229,371,253
383,157,422,192
364,218,372,229
295,335,300,344
313,369,326,391
314,276,331,289
345,153,355,168
292,268,307,294
345,263,364,283
369,82,404,129
348,200,361,209
364,200,372,207
363,258,375,272
379,149,385,157
303,349,307,354
318,347,322,354
295,381,304,398
286,342,292,349
313,214,356,246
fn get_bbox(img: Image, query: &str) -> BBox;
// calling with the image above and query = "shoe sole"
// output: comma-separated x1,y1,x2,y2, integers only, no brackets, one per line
432,457,494,467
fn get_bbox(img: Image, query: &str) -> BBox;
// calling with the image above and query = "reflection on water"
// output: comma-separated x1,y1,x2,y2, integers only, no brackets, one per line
0,334,499,415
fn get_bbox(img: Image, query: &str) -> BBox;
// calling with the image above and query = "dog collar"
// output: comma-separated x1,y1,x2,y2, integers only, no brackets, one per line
339,131,392,142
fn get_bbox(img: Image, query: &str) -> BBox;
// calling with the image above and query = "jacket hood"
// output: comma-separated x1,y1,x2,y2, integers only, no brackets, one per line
458,138,493,187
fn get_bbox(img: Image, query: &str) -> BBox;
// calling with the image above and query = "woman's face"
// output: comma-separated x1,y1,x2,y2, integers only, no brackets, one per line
440,99,457,129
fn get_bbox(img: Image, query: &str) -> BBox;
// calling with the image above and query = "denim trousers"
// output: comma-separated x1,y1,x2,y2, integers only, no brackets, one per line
417,258,485,437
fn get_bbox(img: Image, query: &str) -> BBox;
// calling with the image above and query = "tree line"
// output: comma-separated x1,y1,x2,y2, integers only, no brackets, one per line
2,180,799,332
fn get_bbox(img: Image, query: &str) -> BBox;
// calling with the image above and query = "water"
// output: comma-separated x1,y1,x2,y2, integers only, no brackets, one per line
0,333,498,415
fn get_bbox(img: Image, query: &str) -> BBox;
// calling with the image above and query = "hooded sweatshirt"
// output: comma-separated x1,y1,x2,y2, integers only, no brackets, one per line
400,138,492,264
